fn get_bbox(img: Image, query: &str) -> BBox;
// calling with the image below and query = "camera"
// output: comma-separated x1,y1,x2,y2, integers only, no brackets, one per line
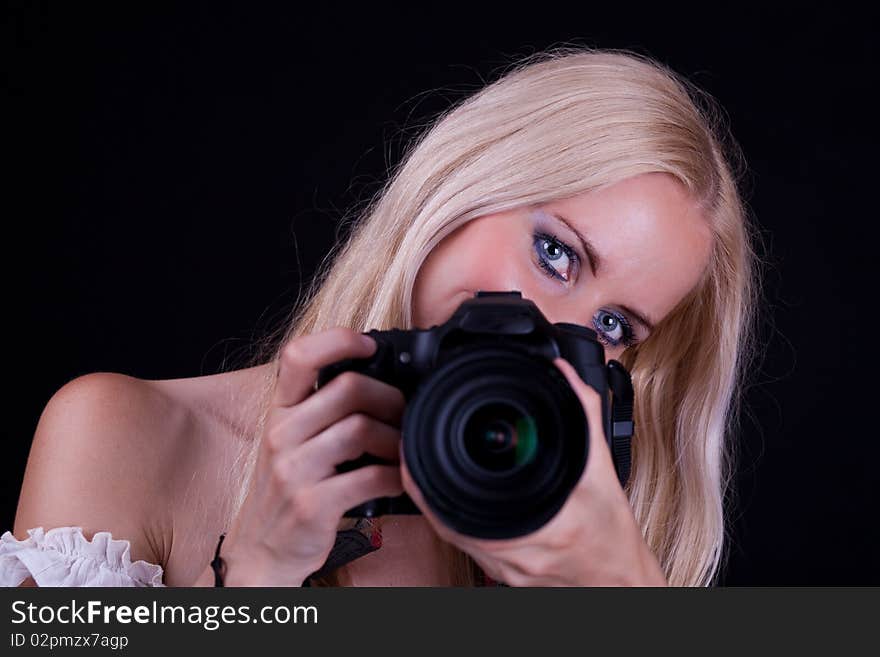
316,290,635,539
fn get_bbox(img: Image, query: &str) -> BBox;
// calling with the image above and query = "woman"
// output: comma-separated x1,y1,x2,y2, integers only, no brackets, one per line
1,46,763,587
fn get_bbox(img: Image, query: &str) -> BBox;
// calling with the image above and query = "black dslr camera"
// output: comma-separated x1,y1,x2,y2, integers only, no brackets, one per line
316,290,635,539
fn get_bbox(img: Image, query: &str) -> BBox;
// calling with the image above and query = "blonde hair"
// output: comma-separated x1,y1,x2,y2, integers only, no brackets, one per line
225,45,765,587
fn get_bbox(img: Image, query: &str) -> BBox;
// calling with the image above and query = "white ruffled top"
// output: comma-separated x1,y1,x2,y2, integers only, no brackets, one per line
0,527,165,587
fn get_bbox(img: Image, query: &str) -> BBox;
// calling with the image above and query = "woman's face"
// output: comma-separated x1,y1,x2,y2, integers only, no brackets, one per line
412,172,713,363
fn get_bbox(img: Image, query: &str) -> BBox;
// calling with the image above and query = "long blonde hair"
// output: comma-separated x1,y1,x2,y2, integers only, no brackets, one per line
225,46,766,587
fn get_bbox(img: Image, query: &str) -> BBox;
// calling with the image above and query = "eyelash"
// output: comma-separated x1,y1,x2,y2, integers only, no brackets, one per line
532,230,639,349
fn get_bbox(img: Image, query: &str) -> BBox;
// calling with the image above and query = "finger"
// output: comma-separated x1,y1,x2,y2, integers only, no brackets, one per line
274,327,377,408
317,464,404,518
553,358,615,478
283,413,401,486
274,371,406,449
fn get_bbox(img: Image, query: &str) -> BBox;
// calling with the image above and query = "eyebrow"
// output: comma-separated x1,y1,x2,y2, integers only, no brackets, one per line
547,210,656,333
548,211,604,277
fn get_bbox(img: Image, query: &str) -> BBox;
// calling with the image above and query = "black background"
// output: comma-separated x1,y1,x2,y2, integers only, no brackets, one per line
4,4,878,584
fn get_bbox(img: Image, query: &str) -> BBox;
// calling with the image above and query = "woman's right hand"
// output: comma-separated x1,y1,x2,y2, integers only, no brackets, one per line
219,327,406,586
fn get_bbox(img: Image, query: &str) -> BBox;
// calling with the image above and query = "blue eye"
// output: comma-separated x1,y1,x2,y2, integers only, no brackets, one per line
532,230,638,349
533,231,578,282
593,310,637,348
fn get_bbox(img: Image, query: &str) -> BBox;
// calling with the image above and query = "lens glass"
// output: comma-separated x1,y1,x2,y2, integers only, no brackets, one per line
462,402,539,472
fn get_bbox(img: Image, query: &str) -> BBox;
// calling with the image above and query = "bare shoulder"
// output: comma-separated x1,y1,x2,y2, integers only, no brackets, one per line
13,372,197,570
13,364,275,584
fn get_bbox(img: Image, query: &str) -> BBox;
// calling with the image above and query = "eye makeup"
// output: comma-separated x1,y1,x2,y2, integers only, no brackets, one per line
529,212,640,349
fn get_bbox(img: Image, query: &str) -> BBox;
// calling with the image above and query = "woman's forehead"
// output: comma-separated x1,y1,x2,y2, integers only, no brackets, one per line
544,173,713,322
544,173,712,275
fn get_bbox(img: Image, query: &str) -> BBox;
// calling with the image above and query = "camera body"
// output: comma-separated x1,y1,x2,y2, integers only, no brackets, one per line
316,290,634,539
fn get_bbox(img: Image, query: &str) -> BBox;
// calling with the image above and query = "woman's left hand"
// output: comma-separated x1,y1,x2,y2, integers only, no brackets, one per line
399,357,668,587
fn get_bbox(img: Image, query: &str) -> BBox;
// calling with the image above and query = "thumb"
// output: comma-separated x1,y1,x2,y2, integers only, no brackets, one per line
552,357,617,488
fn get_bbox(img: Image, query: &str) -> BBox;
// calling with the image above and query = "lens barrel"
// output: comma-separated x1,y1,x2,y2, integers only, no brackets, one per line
402,347,589,539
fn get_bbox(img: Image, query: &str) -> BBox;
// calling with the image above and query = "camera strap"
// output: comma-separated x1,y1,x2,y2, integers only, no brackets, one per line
606,360,635,487
302,517,383,586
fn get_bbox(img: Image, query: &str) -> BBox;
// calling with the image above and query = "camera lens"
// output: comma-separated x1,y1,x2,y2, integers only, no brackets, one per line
463,402,538,472
402,347,590,539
